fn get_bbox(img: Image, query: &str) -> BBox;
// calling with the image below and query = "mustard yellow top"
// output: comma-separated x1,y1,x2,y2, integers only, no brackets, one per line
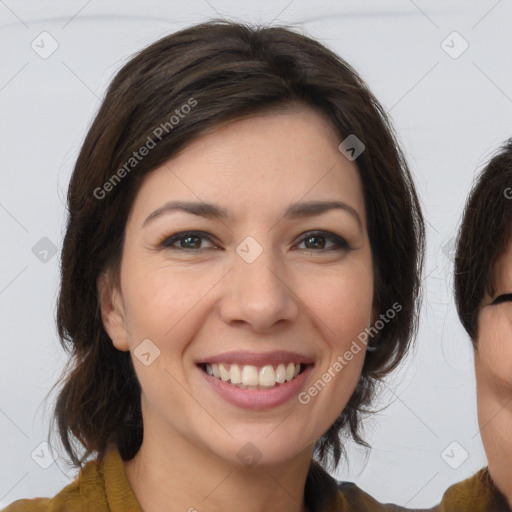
431,468,510,511
0,447,422,511
2,447,142,512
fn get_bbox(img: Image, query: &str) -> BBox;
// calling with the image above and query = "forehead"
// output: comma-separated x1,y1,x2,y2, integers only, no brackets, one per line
128,107,366,227
170,106,342,172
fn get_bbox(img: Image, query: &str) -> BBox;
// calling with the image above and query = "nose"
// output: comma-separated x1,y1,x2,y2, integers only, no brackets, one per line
218,246,300,333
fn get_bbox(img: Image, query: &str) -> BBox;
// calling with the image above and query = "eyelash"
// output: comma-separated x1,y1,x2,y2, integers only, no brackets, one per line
491,293,512,305
159,230,350,253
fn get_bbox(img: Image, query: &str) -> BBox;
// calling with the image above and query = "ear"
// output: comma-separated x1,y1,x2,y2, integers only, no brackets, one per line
97,270,130,352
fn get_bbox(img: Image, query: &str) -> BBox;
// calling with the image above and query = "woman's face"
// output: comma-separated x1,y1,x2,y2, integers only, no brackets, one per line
101,106,375,468
475,235,512,499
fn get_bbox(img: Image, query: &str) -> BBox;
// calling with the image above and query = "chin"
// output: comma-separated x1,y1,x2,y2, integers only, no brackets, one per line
210,432,313,470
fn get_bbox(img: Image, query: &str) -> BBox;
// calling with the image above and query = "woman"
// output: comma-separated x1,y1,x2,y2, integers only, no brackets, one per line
432,140,512,511
3,20,425,512
431,140,512,511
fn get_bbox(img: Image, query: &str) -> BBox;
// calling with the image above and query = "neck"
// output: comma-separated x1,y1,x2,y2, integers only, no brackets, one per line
122,417,314,512
476,375,512,507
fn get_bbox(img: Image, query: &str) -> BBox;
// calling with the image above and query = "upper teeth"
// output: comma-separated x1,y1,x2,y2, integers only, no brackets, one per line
205,363,302,388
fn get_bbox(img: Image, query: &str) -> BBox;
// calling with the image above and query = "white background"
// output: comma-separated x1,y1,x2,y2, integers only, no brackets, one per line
1,0,512,509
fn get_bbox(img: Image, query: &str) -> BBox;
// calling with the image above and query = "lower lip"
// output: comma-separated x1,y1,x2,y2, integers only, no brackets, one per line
199,365,314,410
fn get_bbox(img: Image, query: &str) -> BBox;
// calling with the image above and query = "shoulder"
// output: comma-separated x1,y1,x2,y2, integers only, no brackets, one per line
1,454,105,512
1,447,140,512
432,467,509,511
335,481,432,511
0,482,81,512
1,498,49,512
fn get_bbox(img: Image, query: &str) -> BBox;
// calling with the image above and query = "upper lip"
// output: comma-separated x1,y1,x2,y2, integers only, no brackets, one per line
197,350,315,366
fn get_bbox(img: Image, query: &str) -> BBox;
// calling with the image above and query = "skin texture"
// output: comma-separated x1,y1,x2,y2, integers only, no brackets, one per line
475,236,512,507
98,106,376,512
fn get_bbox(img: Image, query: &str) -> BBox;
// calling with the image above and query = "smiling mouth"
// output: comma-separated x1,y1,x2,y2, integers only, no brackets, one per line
198,362,310,390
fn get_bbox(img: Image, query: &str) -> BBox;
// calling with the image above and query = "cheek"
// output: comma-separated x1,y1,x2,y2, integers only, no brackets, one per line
120,256,217,342
477,310,512,394
307,259,374,344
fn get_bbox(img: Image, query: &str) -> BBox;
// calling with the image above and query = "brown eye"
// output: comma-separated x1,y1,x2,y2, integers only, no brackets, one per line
160,231,217,251
491,293,512,305
295,231,350,252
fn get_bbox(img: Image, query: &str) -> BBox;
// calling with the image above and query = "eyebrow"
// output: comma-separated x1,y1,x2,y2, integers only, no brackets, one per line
142,199,362,230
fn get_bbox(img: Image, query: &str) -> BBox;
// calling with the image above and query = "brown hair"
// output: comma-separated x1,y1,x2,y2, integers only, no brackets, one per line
48,19,424,508
454,138,512,340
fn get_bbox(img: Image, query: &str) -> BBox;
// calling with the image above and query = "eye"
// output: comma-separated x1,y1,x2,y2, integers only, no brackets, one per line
491,293,512,305
159,231,218,251
294,231,350,252
158,230,350,253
